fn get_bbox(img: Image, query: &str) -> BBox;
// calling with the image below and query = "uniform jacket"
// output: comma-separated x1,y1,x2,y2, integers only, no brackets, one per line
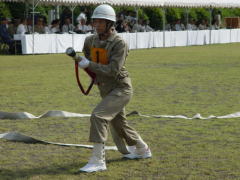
83,32,132,97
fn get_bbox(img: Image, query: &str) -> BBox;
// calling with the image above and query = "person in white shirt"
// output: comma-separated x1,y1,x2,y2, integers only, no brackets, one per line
76,18,89,34
26,18,32,34
86,20,94,33
61,17,75,33
186,23,192,30
198,19,209,30
131,19,145,32
143,20,154,32
44,22,51,34
191,20,197,30
174,19,185,31
50,19,60,33
76,12,86,23
34,18,45,34
186,19,197,31
210,20,220,30
16,18,28,35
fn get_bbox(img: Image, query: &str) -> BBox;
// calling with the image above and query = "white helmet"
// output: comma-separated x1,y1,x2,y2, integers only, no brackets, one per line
91,4,116,22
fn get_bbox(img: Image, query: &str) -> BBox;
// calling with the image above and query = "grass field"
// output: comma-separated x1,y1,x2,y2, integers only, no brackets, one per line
1,43,240,180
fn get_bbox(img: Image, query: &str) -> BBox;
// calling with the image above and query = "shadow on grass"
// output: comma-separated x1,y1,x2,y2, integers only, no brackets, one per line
0,157,133,179
0,164,77,179
107,157,141,163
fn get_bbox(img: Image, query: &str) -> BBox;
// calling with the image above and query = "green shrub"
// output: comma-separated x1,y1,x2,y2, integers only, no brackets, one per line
144,8,163,30
0,2,11,18
195,8,210,23
166,8,184,23
6,2,25,18
188,8,198,21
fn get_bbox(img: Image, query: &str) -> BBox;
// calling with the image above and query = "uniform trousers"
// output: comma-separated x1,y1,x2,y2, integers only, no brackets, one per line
89,88,140,146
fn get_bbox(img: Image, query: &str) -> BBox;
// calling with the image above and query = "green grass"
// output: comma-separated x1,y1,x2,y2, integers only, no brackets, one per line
1,43,240,180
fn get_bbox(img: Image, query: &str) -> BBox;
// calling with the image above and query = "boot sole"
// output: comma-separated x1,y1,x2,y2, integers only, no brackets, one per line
79,167,107,173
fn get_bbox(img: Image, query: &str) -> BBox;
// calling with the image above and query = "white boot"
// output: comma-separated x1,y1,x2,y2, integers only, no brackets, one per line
79,143,107,173
123,137,152,159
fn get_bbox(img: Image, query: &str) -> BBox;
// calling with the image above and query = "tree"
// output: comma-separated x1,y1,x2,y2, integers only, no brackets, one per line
144,8,163,30
0,2,11,18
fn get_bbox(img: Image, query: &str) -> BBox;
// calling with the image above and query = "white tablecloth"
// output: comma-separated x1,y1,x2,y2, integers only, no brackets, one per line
14,29,240,54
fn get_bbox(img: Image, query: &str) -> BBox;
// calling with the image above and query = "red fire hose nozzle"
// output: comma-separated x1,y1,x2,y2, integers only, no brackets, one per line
66,47,96,95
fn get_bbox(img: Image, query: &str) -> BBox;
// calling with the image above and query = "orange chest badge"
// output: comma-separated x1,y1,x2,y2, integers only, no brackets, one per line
90,48,108,65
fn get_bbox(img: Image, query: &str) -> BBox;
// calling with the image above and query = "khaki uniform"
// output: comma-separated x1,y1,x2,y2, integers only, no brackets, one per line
83,32,140,152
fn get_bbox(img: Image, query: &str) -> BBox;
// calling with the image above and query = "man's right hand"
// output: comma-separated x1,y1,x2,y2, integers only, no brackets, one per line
66,47,81,62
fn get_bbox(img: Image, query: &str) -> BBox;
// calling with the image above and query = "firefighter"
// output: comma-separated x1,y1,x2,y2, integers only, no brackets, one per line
71,4,152,172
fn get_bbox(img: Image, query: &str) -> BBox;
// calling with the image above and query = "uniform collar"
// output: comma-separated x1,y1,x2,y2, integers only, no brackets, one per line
95,30,116,42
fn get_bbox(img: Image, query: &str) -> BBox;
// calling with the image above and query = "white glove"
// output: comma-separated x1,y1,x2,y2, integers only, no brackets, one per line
78,56,90,69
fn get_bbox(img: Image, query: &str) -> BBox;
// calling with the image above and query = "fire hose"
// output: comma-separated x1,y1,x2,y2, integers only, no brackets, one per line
66,47,96,95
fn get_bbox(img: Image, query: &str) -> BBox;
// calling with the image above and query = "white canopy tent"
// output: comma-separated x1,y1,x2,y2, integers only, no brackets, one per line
0,0,240,8
1,0,240,53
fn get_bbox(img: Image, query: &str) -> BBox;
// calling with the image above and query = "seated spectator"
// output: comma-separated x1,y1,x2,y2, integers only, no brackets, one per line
186,19,197,30
75,18,89,34
76,9,87,23
210,20,220,30
117,11,125,22
50,19,60,33
43,20,51,34
125,11,136,23
62,17,75,33
131,19,145,32
0,17,15,54
215,18,221,29
165,23,172,31
34,18,45,34
26,18,33,33
8,18,20,37
86,20,94,33
125,11,132,22
143,20,154,32
122,20,131,32
60,7,72,28
198,19,208,30
192,19,198,30
116,20,131,33
16,18,28,34
116,20,125,33
174,19,185,31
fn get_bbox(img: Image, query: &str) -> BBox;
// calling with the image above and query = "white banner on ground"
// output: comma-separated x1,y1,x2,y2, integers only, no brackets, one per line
1,110,240,120
1,110,240,148
0,132,117,150
0,110,90,119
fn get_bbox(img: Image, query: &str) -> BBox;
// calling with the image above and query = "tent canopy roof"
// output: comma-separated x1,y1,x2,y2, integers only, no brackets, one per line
0,0,239,8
